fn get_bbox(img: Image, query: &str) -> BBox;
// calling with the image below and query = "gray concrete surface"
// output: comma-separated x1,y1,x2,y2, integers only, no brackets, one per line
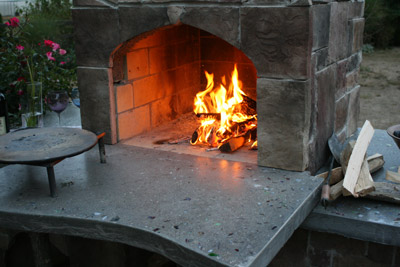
0,144,322,266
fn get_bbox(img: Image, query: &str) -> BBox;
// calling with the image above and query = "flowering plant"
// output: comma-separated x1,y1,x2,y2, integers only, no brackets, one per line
0,15,75,125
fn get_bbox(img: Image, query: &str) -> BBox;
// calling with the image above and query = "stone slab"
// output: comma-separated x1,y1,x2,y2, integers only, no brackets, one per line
303,129,400,247
72,8,120,68
77,67,117,144
240,7,312,79
328,2,349,63
0,145,322,266
257,78,311,171
118,6,170,45
312,4,331,51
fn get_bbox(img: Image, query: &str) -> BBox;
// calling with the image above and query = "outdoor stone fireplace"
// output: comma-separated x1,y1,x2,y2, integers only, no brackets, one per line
72,0,364,174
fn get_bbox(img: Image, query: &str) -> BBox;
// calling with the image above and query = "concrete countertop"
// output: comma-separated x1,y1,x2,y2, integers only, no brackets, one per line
303,129,400,246
0,139,322,267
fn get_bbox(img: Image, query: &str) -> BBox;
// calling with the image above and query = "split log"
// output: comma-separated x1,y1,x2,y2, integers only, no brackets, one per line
318,167,344,186
219,136,245,152
330,180,344,201
367,153,385,173
354,158,375,197
386,170,400,184
365,182,400,205
233,95,257,116
342,120,375,196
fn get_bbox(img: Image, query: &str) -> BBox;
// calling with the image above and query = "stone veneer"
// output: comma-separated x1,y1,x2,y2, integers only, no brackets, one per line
72,0,365,174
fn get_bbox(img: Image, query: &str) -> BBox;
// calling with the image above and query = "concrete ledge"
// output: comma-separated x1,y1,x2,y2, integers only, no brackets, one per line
0,144,322,266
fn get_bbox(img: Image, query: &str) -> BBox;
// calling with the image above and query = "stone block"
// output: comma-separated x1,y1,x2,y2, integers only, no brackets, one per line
328,2,349,63
346,69,359,90
78,67,117,144
126,49,149,80
348,1,365,19
72,8,120,68
312,4,331,51
346,52,362,73
118,105,151,140
241,7,312,79
347,85,360,137
119,6,169,44
257,78,311,171
313,64,336,170
348,18,365,55
335,58,347,100
242,0,287,4
180,7,240,47
335,94,349,133
116,84,134,113
314,47,329,71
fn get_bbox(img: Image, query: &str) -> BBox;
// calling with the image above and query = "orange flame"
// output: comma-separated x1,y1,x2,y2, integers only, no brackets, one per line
191,64,257,147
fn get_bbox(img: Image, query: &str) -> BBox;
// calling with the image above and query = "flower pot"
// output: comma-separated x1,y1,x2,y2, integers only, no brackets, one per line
21,82,43,128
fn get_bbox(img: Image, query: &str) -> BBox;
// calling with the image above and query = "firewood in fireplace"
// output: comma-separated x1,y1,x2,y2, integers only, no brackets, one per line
196,113,221,120
191,127,199,145
219,136,245,152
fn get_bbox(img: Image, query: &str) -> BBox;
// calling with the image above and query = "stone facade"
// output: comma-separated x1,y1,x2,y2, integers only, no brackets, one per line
72,0,365,173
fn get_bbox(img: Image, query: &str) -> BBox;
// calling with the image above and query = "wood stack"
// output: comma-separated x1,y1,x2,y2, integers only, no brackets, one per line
318,120,400,205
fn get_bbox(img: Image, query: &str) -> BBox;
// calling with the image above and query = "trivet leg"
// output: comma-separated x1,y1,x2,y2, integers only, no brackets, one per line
97,132,106,164
46,166,57,197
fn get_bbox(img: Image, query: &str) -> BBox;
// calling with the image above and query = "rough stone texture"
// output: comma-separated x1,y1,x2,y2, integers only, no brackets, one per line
334,94,349,134
347,85,360,137
180,7,240,47
312,4,331,51
118,6,170,44
348,18,365,56
314,47,329,71
335,58,348,100
78,67,117,144
346,69,360,91
328,2,349,63
72,8,120,68
312,64,336,172
348,1,365,19
257,78,310,171
346,52,362,74
241,7,312,79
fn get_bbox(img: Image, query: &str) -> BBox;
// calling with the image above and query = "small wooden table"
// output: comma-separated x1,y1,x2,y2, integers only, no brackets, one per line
0,127,106,197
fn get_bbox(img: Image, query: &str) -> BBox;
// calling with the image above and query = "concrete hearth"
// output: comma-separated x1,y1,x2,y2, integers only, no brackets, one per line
0,144,322,266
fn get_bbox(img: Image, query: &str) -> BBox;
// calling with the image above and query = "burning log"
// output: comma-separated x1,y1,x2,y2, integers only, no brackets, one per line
233,95,257,116
196,113,221,120
219,136,245,152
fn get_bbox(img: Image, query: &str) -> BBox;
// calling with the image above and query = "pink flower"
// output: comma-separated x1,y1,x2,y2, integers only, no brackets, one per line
17,90,24,96
60,61,66,65
17,77,26,82
46,51,55,61
59,49,66,55
16,45,24,51
5,17,19,27
44,40,54,47
52,42,60,51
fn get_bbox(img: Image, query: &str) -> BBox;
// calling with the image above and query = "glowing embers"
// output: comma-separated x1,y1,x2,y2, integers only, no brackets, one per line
190,65,257,152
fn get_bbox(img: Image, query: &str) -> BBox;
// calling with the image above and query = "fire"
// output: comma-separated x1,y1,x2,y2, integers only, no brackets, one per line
191,64,257,150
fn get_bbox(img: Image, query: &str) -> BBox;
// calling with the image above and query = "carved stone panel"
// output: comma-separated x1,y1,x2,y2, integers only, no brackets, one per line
241,7,312,79
257,78,311,171
180,7,240,48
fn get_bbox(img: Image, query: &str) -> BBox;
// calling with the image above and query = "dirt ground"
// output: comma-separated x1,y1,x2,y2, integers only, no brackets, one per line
358,47,400,129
